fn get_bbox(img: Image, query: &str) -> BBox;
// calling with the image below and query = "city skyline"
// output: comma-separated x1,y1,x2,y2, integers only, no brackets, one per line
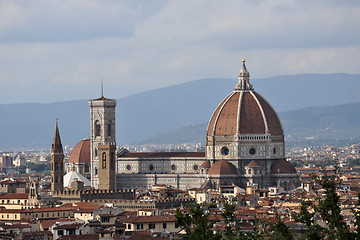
0,0,359,104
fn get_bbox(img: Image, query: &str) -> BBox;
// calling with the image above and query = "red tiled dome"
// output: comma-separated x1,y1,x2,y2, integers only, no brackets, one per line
208,160,237,175
68,139,90,164
207,60,283,137
207,91,283,136
271,159,297,174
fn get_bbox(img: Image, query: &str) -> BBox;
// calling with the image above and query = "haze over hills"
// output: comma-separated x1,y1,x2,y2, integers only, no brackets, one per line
1,73,360,150
137,102,360,147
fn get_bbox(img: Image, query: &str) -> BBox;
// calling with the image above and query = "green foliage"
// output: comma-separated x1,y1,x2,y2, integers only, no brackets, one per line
352,192,360,240
267,214,294,240
293,168,360,240
176,170,360,240
347,158,360,167
175,203,215,240
293,196,323,240
26,162,49,172
312,170,354,240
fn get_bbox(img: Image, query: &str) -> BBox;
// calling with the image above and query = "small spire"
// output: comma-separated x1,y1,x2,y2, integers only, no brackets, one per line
235,58,253,90
52,120,63,154
101,79,104,97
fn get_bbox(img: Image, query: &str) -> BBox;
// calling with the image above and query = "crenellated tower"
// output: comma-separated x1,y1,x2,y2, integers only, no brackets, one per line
51,120,64,193
89,95,116,188
98,143,116,190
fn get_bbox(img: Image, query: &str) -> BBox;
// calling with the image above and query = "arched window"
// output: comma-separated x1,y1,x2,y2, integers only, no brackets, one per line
95,120,100,137
248,169,251,175
102,152,106,169
107,122,112,137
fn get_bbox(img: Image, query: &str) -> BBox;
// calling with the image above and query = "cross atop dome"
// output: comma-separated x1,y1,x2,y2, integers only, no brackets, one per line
235,58,253,91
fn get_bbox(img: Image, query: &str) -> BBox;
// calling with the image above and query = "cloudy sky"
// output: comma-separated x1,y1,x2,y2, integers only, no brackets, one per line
0,0,359,104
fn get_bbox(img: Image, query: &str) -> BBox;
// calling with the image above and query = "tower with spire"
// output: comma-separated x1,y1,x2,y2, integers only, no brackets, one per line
89,86,116,189
235,58,253,91
51,120,64,193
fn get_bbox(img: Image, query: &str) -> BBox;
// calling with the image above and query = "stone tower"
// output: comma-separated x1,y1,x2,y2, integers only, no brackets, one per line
51,121,64,193
89,96,116,188
98,143,116,190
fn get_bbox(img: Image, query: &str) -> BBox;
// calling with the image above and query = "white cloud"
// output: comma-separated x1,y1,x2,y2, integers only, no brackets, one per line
0,0,359,103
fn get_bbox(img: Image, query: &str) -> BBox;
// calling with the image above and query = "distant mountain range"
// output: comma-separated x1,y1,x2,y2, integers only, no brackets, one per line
137,102,360,147
1,73,360,150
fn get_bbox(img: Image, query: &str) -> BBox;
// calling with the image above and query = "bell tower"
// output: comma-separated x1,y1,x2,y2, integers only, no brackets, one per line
51,120,64,193
98,143,116,190
89,95,116,188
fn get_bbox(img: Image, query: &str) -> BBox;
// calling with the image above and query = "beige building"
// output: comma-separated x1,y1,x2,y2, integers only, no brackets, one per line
0,209,24,222
0,193,31,209
0,179,26,194
121,215,179,233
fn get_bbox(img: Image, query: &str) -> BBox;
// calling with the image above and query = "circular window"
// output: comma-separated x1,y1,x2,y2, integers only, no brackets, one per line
149,165,154,171
273,147,276,155
171,164,176,171
249,148,256,155
193,165,199,171
221,146,230,156
126,165,131,171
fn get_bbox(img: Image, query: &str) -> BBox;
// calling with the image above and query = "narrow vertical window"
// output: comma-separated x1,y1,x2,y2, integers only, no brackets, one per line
95,120,100,137
107,121,111,137
102,152,106,169
111,152,115,169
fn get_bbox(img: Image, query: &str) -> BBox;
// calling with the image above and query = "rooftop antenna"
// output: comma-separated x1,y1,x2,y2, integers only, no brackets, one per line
101,79,104,97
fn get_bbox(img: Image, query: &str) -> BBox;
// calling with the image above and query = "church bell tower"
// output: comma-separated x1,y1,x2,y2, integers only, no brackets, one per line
51,120,64,193
89,95,116,189
98,143,116,190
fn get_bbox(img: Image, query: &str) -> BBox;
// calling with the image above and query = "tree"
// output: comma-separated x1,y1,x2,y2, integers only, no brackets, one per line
176,199,264,240
175,203,216,240
267,214,294,240
294,168,357,240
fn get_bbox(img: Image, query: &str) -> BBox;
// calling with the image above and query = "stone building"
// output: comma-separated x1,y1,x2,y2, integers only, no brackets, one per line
84,59,300,191
50,121,134,202
50,121,64,193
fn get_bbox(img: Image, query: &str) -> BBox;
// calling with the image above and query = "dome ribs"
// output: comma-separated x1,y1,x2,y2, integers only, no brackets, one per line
254,92,283,135
215,92,240,136
69,139,91,164
208,160,237,175
207,93,234,136
238,92,265,134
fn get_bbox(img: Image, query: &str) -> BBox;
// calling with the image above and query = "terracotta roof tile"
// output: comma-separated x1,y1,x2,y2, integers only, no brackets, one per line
245,160,261,168
208,160,237,175
40,219,76,230
53,223,82,230
271,159,297,174
200,160,211,168
254,92,283,135
121,215,176,223
68,139,90,164
0,193,28,199
207,89,283,136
